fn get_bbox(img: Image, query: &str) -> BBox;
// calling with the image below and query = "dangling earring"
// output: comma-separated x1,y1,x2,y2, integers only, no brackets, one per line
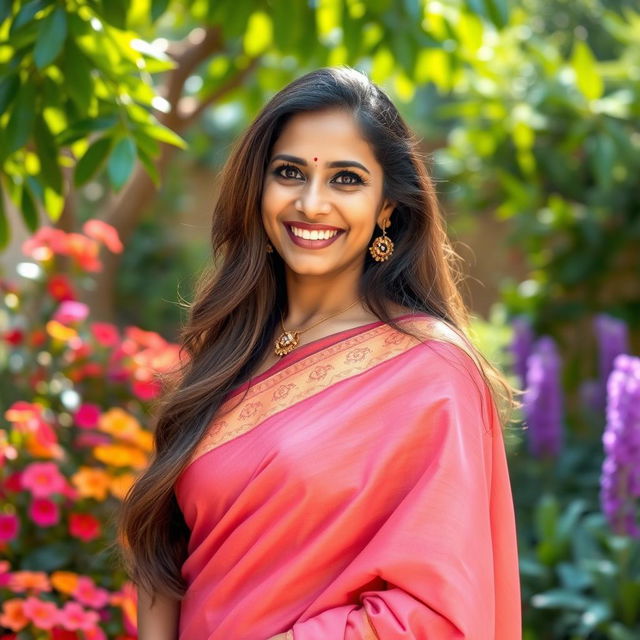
266,243,273,253
369,219,394,262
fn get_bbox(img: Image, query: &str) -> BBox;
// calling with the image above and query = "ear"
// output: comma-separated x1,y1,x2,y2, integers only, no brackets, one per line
376,198,396,229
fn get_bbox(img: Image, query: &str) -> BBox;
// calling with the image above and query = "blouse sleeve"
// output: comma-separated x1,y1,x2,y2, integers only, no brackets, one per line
290,345,521,639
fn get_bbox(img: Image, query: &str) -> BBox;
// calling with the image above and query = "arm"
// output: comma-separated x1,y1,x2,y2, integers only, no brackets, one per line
137,586,180,640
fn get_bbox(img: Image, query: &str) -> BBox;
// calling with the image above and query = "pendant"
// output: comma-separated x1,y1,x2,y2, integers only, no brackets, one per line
274,330,300,356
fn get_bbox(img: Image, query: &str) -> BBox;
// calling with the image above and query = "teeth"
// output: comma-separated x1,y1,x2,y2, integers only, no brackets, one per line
290,226,339,240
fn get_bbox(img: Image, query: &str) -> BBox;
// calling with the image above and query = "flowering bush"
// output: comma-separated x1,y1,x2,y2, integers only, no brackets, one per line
510,313,640,637
0,221,180,638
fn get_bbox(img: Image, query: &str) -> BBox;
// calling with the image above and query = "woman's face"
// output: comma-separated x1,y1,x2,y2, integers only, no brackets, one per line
261,108,394,278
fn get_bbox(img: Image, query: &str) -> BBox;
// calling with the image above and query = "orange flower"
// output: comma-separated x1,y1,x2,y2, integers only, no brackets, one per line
93,444,148,469
0,598,28,631
71,467,111,501
109,473,136,500
130,429,153,452
98,408,140,440
9,570,51,593
51,571,80,595
65,233,102,272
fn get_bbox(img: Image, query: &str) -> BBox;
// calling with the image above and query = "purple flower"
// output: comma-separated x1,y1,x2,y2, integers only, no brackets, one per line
523,336,564,458
593,313,630,411
510,315,535,389
599,354,640,538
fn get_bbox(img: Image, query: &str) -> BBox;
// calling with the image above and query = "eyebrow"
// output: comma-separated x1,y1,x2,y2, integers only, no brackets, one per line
270,153,371,175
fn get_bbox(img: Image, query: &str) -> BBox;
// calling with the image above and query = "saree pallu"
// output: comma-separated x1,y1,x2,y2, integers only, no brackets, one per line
174,313,522,639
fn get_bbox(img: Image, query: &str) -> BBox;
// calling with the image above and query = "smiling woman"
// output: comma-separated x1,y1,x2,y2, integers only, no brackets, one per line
119,67,522,640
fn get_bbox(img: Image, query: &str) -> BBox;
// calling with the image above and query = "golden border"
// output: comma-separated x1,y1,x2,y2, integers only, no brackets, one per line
188,316,448,465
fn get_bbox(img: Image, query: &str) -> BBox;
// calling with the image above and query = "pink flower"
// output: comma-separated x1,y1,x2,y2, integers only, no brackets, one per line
21,227,68,261
53,301,89,325
69,514,101,542
73,404,101,429
131,378,161,400
0,514,19,542
90,322,120,348
22,596,60,629
82,220,123,254
21,462,67,497
72,577,109,608
28,498,60,527
58,601,99,631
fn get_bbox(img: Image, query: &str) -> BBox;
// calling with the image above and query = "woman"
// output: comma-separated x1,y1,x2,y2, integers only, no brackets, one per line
119,66,522,639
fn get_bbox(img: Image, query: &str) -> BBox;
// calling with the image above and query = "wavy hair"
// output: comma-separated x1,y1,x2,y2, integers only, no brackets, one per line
118,66,521,601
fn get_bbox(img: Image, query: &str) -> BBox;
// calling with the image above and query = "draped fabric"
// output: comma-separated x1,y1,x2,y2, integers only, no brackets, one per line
174,313,522,639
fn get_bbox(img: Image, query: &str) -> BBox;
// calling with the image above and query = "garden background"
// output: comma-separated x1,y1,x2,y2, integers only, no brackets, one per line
1,0,639,637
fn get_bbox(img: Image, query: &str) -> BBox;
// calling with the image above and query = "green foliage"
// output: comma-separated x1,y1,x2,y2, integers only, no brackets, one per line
432,0,640,347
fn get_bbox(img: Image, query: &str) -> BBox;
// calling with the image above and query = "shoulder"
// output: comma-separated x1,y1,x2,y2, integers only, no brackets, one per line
389,314,490,403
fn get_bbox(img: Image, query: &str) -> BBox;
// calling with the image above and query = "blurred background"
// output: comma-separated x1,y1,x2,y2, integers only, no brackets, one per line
0,0,639,637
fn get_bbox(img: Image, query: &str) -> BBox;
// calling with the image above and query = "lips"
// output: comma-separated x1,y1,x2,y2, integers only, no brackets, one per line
284,222,345,250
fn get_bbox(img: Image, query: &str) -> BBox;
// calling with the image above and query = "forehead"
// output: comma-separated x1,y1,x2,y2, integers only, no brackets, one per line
270,109,377,164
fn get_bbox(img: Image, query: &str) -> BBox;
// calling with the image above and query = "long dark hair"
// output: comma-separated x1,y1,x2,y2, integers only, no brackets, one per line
118,66,521,601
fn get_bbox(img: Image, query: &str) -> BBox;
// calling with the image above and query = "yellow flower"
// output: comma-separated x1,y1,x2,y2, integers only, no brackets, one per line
51,571,79,594
93,444,148,469
46,320,77,342
71,467,111,501
110,473,136,500
131,429,153,452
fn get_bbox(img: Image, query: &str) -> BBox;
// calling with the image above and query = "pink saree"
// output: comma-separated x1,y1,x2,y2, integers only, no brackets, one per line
174,313,521,639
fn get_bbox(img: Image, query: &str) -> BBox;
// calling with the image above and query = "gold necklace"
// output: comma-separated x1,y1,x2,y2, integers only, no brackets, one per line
274,299,361,357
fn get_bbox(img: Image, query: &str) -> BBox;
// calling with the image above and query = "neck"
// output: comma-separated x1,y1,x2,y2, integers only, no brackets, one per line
283,262,366,327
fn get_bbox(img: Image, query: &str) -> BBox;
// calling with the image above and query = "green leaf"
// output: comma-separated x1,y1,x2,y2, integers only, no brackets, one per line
107,136,137,190
4,81,37,156
100,0,128,29
151,0,171,21
0,180,8,249
21,182,39,232
571,40,604,101
0,0,11,26
74,137,113,186
535,493,559,542
0,73,19,114
9,0,47,35
34,115,63,193
56,115,118,147
61,40,93,113
137,121,187,150
34,6,67,69
22,542,73,571
530,588,591,610
137,146,160,186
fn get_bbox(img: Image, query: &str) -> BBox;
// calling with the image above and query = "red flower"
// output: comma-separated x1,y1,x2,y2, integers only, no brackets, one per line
2,328,23,346
0,514,19,542
47,275,76,301
74,404,101,430
69,514,101,542
90,322,120,348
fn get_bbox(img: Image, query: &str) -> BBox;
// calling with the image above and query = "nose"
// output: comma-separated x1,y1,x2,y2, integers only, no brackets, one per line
295,175,331,216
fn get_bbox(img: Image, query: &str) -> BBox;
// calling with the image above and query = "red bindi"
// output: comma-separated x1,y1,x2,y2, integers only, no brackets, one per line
313,157,318,162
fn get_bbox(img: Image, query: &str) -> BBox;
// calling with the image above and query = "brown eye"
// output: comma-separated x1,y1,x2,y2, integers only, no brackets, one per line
332,171,363,185
275,164,303,180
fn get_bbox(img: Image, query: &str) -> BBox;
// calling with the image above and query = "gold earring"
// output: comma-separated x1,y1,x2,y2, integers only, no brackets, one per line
369,220,394,262
266,243,273,253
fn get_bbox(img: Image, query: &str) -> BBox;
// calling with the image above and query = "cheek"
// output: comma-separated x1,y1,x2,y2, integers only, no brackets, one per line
261,182,290,219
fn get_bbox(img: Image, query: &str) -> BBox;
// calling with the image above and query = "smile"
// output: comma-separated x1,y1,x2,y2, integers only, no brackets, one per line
284,223,345,249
